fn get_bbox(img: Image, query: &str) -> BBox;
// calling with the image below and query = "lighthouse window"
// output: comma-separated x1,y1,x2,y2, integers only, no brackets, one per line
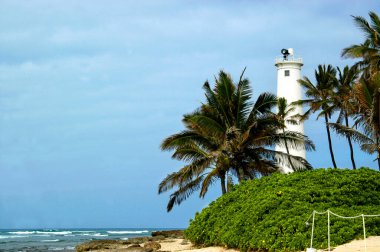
284,70,290,76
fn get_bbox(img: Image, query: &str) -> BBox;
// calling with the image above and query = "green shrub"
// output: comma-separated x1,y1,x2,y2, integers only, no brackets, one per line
185,168,380,251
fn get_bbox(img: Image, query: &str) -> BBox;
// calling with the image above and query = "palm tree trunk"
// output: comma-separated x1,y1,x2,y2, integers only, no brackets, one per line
324,113,338,168
344,113,356,169
220,173,226,194
237,167,244,182
283,129,295,171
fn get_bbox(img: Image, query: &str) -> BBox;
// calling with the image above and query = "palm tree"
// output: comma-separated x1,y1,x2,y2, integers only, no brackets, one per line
159,69,315,211
296,64,338,168
334,11,380,170
333,65,360,169
352,76,380,169
200,70,314,179
342,11,380,80
329,75,380,170
275,97,300,171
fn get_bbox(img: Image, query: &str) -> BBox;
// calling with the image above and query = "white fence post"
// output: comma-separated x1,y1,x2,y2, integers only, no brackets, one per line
327,210,330,252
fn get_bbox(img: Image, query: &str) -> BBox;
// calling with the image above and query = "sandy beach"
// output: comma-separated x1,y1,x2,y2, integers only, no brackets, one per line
77,236,380,251
320,236,380,252
157,237,380,252
158,239,238,252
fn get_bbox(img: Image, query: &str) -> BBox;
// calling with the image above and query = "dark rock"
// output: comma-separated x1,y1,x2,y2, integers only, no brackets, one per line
75,240,131,251
143,241,161,251
150,235,165,241
127,236,150,244
76,230,183,251
123,247,153,252
151,230,184,239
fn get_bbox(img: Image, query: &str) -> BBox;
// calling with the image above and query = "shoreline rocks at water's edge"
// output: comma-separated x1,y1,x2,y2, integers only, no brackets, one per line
75,230,185,252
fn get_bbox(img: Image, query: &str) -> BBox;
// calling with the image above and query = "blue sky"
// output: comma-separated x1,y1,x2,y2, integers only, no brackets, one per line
0,0,378,229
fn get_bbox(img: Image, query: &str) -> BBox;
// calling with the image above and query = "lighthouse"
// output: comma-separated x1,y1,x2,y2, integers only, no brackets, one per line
275,48,305,173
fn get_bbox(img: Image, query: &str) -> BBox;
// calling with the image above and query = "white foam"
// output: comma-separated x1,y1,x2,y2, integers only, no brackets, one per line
41,239,60,242
107,230,149,234
121,237,129,240
48,247,64,250
0,235,28,239
93,233,108,237
8,231,35,235
37,231,72,235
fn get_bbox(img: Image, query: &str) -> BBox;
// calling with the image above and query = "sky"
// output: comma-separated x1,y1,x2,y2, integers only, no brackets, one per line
0,0,378,229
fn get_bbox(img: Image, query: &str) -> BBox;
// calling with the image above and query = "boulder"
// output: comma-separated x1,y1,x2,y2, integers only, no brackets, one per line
143,241,161,251
76,240,130,251
151,230,183,239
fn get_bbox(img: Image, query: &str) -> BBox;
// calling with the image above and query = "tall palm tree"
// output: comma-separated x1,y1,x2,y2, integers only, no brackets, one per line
329,74,380,170
333,65,360,169
275,97,300,171
159,69,315,211
342,11,380,80
296,64,338,168
352,76,380,169
335,11,380,170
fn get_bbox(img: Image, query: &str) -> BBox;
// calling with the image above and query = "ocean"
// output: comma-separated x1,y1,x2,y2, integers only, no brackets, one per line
0,228,158,252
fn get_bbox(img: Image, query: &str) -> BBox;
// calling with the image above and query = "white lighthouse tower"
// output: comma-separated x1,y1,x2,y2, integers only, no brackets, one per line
275,48,305,173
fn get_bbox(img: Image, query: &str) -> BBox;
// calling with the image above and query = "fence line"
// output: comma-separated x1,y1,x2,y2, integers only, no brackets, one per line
305,210,380,252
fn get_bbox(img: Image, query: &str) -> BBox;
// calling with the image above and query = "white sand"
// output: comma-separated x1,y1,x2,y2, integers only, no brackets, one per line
159,236,380,252
156,239,238,252
313,236,380,252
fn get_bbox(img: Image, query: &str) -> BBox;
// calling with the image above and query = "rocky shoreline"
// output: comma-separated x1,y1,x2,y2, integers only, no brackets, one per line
75,230,188,252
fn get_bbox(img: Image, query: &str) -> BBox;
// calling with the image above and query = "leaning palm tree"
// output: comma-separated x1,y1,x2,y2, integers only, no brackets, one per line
332,65,360,169
342,11,380,80
159,69,315,211
296,64,338,168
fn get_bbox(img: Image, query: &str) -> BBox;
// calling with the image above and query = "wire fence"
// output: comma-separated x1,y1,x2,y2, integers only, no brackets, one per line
305,210,380,252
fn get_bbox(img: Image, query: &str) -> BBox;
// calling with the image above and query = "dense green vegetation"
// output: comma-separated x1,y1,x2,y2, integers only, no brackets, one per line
185,168,380,251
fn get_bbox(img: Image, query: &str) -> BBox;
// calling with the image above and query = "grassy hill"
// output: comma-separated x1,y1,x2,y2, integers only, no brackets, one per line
185,168,380,251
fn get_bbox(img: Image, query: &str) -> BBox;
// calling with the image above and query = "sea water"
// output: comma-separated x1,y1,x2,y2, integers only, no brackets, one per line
0,228,156,251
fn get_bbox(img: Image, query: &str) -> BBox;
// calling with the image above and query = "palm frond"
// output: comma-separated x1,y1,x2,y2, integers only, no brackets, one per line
235,67,252,127
267,131,316,151
199,168,219,198
329,122,372,144
246,92,276,126
186,114,225,139
166,175,204,212
361,143,378,154
161,131,201,151
203,80,231,127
